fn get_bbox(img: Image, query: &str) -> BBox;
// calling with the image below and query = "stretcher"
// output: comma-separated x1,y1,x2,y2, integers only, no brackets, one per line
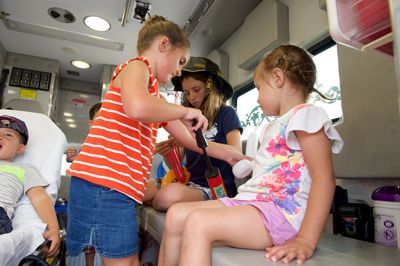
0,109,67,266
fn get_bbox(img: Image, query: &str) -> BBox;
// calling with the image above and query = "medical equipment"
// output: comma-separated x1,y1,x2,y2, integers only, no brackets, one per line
0,109,67,265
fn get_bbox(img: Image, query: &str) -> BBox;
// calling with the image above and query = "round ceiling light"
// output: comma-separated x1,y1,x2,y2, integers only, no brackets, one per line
71,60,91,69
84,16,111,32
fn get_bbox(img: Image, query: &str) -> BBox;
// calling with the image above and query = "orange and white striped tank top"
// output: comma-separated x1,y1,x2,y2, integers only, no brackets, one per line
67,57,163,203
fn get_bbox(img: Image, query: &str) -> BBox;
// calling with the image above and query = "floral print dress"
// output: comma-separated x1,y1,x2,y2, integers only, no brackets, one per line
235,104,343,230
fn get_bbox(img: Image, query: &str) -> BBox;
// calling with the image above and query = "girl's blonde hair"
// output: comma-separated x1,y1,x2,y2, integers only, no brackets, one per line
181,72,225,129
256,44,327,101
137,15,190,55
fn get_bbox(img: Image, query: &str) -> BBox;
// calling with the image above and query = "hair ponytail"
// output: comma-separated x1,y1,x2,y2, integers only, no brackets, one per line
311,88,335,102
137,15,189,55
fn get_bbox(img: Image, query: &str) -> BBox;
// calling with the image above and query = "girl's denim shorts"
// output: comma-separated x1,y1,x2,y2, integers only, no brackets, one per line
67,177,138,258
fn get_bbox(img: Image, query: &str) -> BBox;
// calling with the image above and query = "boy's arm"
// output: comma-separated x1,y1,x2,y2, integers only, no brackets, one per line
27,187,60,257
165,119,247,166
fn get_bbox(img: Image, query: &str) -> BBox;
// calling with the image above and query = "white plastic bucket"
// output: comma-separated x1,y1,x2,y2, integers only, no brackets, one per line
373,200,400,248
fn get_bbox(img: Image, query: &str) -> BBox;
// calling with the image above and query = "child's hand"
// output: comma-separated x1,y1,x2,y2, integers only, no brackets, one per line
43,228,60,257
265,237,314,264
223,146,252,166
154,138,175,156
181,108,208,133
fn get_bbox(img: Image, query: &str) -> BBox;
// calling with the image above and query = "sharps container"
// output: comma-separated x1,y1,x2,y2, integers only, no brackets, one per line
371,186,400,248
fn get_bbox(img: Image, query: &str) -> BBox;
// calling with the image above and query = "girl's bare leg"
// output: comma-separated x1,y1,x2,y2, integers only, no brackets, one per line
179,205,272,266
158,200,223,266
102,254,139,266
85,251,95,266
152,183,204,211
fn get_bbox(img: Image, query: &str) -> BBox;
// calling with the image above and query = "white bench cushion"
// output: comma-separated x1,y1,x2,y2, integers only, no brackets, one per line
137,205,400,266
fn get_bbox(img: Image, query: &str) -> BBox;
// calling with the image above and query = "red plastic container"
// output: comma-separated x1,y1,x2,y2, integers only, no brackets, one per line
327,0,393,55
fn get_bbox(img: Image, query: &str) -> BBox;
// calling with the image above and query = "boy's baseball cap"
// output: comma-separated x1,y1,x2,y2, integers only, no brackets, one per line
172,57,233,100
0,115,29,145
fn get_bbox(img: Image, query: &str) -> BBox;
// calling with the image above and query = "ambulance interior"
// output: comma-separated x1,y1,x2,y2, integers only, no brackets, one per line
0,0,400,265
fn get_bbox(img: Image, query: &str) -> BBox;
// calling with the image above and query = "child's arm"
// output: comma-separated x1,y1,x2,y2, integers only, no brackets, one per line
156,129,241,164
266,128,335,264
118,61,207,131
154,138,180,169
165,119,247,166
27,187,60,257
225,129,242,152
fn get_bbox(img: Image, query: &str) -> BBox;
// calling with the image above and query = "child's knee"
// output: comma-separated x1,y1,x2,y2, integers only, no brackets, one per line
153,190,175,211
181,210,210,241
184,210,207,232
153,185,184,210
152,193,167,211
164,203,187,232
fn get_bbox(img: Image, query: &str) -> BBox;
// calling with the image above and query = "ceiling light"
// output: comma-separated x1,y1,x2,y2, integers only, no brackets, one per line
71,60,91,69
84,16,111,32
2,18,123,51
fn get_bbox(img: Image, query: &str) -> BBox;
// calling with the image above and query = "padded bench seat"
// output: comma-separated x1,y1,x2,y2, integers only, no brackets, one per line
137,205,400,265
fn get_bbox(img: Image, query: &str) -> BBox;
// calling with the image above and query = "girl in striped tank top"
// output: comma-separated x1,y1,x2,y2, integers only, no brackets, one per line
66,15,246,266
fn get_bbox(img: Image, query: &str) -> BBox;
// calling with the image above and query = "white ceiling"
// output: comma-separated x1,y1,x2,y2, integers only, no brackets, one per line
0,0,263,144
0,0,202,85
0,0,262,90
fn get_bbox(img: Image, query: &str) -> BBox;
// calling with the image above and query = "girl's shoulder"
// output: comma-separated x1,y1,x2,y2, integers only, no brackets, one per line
112,57,151,81
283,104,330,131
216,105,242,133
218,104,238,115
216,105,241,122
284,104,343,153
292,104,327,119
283,103,326,122
111,57,155,90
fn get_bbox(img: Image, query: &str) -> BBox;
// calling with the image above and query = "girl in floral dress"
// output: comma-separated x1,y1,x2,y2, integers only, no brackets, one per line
158,44,344,266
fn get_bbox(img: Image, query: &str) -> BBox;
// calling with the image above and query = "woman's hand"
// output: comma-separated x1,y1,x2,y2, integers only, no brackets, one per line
265,237,314,264
221,144,252,166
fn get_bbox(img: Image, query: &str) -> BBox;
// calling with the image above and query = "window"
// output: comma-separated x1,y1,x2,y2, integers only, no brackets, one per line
156,90,183,142
233,37,343,140
233,83,273,140
308,38,343,123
